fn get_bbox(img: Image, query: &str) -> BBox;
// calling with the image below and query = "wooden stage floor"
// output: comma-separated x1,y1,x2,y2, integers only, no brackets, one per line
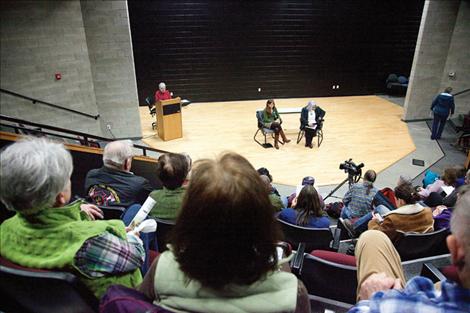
139,96,415,187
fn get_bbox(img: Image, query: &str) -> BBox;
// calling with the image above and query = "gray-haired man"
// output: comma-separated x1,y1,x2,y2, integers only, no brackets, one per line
85,140,153,207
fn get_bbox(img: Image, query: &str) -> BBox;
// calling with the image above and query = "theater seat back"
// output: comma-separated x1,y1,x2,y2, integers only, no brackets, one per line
395,228,450,261
300,252,357,305
0,257,98,313
277,218,333,251
153,218,176,253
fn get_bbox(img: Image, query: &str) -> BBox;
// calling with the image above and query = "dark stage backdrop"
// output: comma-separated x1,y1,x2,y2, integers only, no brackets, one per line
128,0,424,103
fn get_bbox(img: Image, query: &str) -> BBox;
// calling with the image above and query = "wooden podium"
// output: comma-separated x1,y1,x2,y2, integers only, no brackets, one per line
155,97,182,141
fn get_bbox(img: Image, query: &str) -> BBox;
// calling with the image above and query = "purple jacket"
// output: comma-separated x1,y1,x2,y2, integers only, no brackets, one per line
433,209,452,230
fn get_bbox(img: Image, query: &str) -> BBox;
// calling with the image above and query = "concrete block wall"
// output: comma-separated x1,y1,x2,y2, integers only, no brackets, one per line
0,0,142,138
80,0,142,138
0,1,102,135
403,0,460,121
439,0,470,115
404,0,469,120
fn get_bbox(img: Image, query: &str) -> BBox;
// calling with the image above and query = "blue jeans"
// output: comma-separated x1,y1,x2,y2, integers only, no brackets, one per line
341,206,353,219
341,205,391,234
122,204,155,274
431,113,447,139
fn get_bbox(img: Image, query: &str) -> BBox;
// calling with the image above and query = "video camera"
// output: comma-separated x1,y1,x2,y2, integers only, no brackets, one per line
339,159,364,176
325,159,365,200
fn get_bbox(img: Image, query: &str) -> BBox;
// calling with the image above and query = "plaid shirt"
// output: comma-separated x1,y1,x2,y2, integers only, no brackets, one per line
343,182,378,218
349,276,470,313
74,232,145,277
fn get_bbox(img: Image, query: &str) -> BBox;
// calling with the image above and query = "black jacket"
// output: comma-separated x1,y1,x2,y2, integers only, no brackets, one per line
300,106,326,130
84,166,153,207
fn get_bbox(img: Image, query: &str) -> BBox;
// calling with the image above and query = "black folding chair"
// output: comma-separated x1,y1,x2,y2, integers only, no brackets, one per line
253,110,284,148
296,118,324,147
145,95,157,130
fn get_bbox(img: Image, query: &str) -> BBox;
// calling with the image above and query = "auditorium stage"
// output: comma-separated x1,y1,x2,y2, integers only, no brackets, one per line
139,96,415,187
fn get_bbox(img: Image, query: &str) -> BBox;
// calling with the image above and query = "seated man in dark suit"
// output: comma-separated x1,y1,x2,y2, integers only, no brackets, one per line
300,100,325,148
85,140,153,207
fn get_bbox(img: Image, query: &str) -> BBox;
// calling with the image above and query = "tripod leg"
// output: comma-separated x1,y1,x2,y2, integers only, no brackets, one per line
324,177,350,201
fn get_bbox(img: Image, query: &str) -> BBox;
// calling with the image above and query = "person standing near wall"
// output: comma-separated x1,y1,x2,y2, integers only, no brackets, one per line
430,87,455,140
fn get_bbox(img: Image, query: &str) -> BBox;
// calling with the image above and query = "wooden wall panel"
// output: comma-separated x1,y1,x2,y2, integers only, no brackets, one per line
129,0,424,103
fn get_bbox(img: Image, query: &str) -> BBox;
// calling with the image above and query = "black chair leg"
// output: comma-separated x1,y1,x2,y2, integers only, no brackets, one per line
254,128,273,148
296,130,304,144
318,129,323,147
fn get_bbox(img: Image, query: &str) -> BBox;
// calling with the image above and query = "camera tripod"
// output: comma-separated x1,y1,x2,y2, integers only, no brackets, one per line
324,171,361,201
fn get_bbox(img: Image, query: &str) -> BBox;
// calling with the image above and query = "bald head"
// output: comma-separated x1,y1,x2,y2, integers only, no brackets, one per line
103,140,134,171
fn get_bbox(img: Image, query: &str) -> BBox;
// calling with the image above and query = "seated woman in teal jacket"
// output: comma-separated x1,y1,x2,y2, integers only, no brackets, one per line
279,185,330,228
262,99,291,149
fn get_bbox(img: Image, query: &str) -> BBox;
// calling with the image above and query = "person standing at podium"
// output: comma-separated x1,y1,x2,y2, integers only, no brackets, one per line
155,82,172,101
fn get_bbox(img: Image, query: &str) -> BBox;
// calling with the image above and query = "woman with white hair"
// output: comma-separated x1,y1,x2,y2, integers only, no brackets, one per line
155,82,172,101
0,137,144,298
300,100,325,148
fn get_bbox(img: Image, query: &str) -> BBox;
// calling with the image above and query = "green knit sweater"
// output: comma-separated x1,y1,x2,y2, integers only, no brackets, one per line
148,187,185,220
0,201,142,298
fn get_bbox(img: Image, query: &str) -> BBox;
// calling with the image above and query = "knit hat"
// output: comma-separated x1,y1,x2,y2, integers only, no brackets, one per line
424,192,444,208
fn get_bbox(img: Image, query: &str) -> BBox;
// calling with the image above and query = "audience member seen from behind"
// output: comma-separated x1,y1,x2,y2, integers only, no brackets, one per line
148,153,190,220
260,174,284,211
257,167,281,197
262,99,291,149
443,167,469,207
368,182,434,244
85,140,153,207
155,82,172,101
287,176,325,209
300,100,325,148
341,170,378,231
279,185,330,228
0,138,144,298
138,152,310,313
430,86,455,140
418,167,458,199
423,192,451,230
349,190,470,313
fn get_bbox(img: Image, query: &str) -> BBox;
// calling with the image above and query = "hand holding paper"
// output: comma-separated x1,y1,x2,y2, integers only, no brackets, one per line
131,219,157,235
